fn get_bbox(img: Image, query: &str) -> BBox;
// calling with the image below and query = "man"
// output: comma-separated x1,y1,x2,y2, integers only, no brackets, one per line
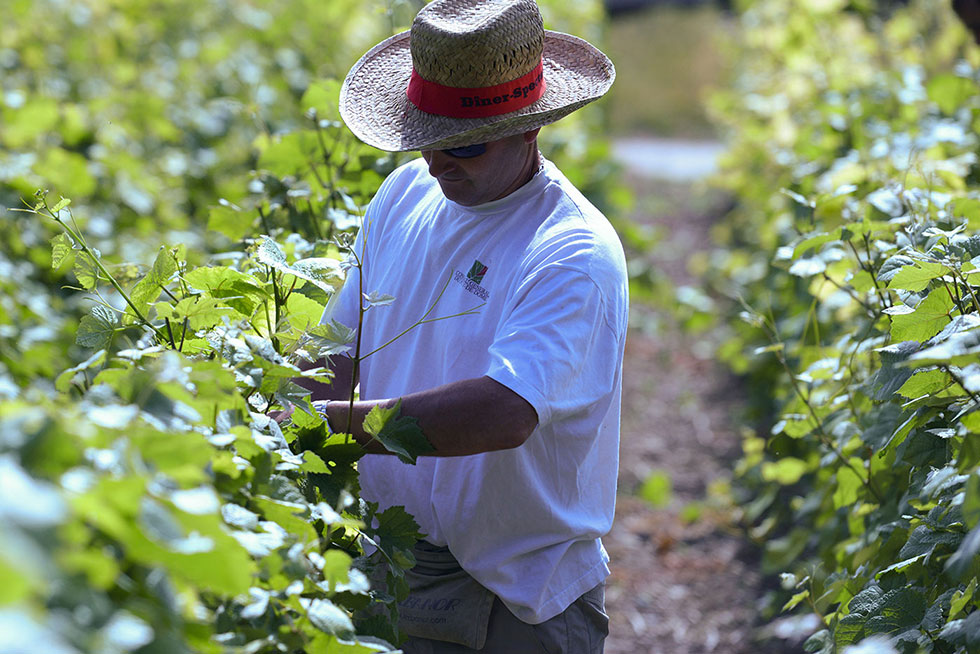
307,1,628,651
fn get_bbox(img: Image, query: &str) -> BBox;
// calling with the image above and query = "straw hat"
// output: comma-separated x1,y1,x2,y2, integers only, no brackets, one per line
339,0,615,152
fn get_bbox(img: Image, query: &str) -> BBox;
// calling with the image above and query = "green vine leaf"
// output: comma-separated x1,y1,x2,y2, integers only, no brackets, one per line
832,461,863,509
302,597,355,640
371,504,424,562
50,197,71,214
897,525,961,561
290,257,344,292
890,288,955,343
949,579,977,620
127,246,179,326
77,305,116,349
51,233,75,270
927,74,980,116
257,237,343,292
257,236,289,268
964,471,980,529
73,250,100,290
907,327,980,367
867,342,919,401
896,369,951,399
944,524,980,580
937,609,980,649
362,291,395,308
887,261,950,292
363,400,433,464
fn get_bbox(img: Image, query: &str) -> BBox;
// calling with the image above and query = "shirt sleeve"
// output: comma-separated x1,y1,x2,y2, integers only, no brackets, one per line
485,266,626,428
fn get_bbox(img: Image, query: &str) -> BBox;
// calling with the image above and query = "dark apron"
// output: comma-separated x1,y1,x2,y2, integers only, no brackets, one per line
397,540,496,649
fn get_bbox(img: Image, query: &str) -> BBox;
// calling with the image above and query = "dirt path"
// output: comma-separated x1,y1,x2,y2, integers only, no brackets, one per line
601,173,794,654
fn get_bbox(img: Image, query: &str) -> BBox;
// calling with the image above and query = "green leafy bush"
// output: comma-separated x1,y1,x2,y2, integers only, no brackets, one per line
3,113,427,651
0,0,617,651
709,0,980,651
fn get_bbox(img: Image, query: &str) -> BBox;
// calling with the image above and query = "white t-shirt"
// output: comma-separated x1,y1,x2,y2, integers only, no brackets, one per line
325,156,629,624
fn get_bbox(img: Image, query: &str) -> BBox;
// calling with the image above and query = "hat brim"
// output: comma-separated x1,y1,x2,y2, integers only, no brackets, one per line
339,30,615,152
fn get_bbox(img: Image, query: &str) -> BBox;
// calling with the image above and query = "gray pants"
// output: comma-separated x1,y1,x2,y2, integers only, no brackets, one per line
401,583,608,654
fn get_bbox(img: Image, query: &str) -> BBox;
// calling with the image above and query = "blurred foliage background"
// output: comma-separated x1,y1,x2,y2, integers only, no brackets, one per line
701,0,980,652
604,2,731,138
605,1,980,652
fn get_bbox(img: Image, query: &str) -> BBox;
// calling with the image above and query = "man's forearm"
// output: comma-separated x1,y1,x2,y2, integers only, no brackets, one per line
321,376,538,457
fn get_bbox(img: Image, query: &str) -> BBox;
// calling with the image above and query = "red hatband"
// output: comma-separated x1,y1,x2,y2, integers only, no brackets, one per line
406,61,546,118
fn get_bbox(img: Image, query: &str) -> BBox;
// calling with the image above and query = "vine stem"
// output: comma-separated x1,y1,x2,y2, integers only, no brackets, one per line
849,238,890,310
820,272,877,316
941,365,980,408
258,206,273,235
39,202,169,344
263,294,274,343
164,318,177,350
171,248,190,298
179,317,188,352
759,309,885,504
311,117,335,196
360,274,484,361
339,229,484,439
270,266,283,354
805,575,832,632
941,278,965,315
306,199,324,241
346,240,366,439
949,266,980,314
782,354,884,504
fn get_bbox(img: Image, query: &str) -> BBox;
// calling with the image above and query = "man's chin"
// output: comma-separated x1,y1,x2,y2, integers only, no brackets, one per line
437,179,477,206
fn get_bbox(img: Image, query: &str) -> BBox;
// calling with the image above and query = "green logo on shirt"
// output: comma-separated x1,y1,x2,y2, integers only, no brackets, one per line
466,260,488,285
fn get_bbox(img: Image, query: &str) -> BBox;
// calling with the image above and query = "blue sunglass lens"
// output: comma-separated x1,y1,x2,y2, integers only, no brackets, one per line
443,143,487,158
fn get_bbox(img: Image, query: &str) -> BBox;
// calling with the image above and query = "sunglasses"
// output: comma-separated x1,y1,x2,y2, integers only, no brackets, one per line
442,143,487,158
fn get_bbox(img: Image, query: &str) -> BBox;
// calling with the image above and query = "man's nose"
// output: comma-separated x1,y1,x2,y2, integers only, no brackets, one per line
422,150,457,178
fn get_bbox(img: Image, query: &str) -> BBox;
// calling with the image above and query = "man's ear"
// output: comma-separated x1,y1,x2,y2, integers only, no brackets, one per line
523,128,541,144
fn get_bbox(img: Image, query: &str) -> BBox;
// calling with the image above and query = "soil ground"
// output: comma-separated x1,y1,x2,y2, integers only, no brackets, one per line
601,173,800,654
